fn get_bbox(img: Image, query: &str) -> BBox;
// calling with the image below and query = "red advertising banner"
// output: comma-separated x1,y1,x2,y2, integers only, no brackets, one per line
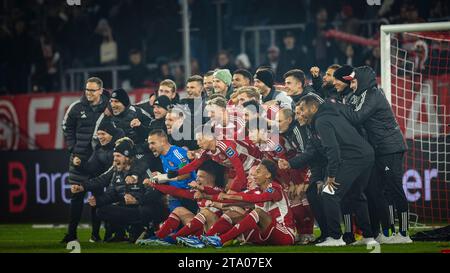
0,89,153,151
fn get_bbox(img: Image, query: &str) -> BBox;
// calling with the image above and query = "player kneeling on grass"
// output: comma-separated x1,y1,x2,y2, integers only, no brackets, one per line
190,159,296,248
137,160,226,246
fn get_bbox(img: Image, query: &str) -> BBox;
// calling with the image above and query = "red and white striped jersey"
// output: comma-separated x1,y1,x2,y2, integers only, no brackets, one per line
212,108,246,140
235,182,295,229
178,139,262,192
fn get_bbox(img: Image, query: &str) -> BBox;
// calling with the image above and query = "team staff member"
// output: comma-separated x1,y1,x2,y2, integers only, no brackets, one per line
298,95,377,247
61,77,109,243
74,116,125,242
109,88,153,145
73,137,166,243
337,66,411,244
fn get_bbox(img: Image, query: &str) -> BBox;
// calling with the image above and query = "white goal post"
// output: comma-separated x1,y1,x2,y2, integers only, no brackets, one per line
380,21,450,105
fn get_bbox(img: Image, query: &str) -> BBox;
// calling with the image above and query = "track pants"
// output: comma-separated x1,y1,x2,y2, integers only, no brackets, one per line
322,157,374,239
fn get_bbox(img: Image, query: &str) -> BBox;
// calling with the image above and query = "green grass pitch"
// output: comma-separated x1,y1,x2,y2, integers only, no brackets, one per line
0,224,448,253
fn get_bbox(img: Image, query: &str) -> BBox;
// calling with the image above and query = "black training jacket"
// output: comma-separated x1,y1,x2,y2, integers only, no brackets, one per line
336,66,407,156
312,103,374,178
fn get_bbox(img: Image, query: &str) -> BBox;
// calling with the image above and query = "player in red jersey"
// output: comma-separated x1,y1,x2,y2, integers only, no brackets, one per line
196,160,296,248
137,160,226,246
205,96,246,140
167,126,262,193
276,108,315,244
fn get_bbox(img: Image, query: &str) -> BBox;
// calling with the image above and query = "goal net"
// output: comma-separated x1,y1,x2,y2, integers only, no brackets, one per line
381,22,450,227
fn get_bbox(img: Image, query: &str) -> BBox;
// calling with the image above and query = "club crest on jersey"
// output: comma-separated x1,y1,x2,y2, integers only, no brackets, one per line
168,161,174,167
225,147,236,157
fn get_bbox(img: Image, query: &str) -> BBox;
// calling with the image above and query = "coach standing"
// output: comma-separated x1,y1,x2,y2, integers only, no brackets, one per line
61,77,109,243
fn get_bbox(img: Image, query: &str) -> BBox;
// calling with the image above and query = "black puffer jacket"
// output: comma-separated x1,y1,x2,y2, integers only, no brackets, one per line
336,66,407,156
62,92,110,183
84,166,162,208
111,105,153,145
78,127,125,177
62,92,110,157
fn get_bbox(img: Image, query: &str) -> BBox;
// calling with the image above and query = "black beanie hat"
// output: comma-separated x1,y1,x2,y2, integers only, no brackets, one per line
154,95,172,110
114,138,134,157
111,88,130,107
333,65,354,85
97,117,117,136
254,69,274,88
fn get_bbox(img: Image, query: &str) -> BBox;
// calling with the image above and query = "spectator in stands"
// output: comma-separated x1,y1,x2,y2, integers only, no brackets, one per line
8,18,34,94
122,49,150,89
277,31,307,83
363,47,381,76
95,19,118,65
304,8,335,70
32,32,61,92
153,59,175,83
235,53,252,71
191,58,201,76
338,44,361,67
215,50,237,72
261,46,280,81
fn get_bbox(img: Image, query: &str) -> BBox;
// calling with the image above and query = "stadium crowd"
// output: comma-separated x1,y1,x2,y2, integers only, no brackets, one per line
1,0,448,94
60,60,413,248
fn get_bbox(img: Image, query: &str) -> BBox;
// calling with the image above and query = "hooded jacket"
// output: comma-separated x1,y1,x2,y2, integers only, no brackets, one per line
77,127,125,177
336,66,407,156
312,103,374,178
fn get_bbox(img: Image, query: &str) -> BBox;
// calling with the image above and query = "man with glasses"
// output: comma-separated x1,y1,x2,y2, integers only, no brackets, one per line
61,77,110,243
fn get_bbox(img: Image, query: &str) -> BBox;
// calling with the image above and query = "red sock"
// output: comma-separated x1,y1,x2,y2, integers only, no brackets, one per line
156,213,180,239
219,211,259,244
173,214,205,239
292,204,314,235
206,214,233,236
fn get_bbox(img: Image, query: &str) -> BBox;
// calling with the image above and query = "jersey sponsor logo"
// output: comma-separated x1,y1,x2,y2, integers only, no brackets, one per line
80,111,87,119
266,187,274,193
225,147,236,158
274,144,283,153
